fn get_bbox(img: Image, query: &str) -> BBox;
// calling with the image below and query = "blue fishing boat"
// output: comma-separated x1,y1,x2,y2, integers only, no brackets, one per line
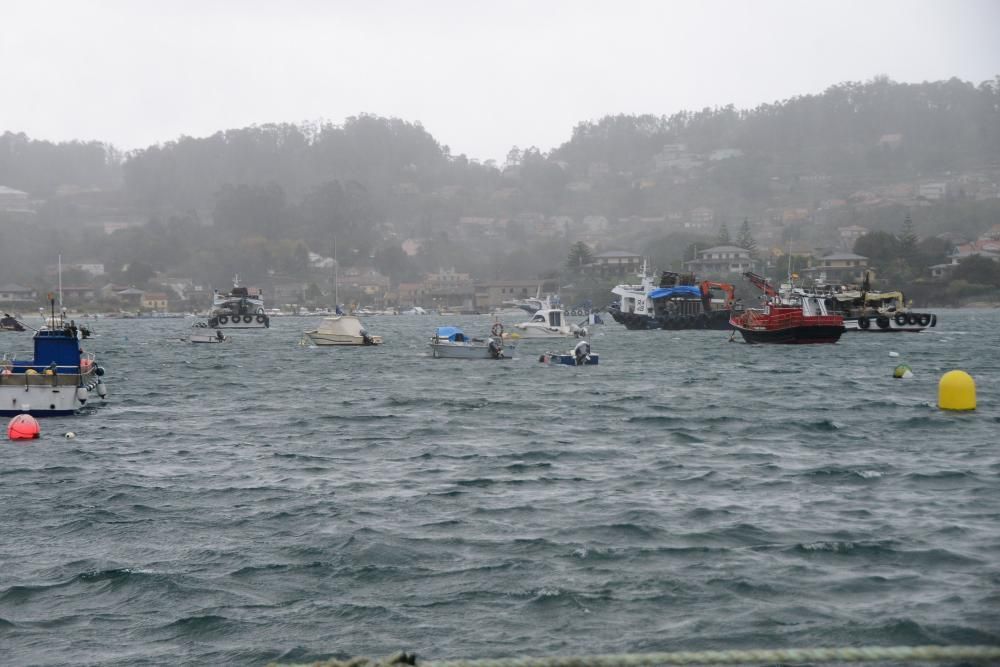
0,310,108,416
538,340,599,366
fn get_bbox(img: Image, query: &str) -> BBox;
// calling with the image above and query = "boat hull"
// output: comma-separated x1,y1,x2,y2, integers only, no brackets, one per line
305,332,382,346
845,312,936,333
210,314,269,329
188,334,226,343
611,307,732,330
539,353,599,365
0,372,105,416
733,324,845,344
609,310,656,330
657,310,732,330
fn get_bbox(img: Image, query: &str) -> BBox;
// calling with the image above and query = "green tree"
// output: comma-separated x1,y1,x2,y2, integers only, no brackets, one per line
120,260,155,286
566,241,594,272
952,255,1000,286
736,218,757,255
716,223,731,246
305,283,324,302
854,231,902,270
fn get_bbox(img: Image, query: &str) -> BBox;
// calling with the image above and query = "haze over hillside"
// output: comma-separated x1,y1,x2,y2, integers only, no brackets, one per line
2,76,999,309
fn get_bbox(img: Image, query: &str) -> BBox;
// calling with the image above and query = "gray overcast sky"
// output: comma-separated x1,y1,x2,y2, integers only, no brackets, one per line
2,0,997,162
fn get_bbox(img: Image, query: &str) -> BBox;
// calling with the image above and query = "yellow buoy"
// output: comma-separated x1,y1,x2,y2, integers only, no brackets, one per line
938,370,976,411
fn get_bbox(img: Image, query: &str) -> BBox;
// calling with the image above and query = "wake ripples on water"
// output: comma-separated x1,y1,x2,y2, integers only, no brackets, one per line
1,310,999,665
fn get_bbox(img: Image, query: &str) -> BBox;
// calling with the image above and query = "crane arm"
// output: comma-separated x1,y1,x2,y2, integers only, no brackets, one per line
742,272,777,297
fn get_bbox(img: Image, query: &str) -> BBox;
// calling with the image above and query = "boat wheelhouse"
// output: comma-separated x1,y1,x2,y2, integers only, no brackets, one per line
513,307,588,339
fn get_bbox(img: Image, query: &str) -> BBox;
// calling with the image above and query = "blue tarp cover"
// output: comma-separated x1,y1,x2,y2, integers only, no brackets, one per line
648,286,702,300
435,326,465,342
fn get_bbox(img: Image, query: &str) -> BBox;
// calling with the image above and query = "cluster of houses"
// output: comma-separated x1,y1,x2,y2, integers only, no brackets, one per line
5,225,999,314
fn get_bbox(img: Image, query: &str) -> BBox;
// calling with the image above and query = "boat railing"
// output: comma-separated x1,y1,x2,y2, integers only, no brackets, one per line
2,350,97,375
0,362,97,386
737,308,842,329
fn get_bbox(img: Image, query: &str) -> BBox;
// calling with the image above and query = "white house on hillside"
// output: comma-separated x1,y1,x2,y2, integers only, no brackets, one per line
685,246,755,276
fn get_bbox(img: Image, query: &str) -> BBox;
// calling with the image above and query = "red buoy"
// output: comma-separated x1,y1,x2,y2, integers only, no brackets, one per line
8,414,40,440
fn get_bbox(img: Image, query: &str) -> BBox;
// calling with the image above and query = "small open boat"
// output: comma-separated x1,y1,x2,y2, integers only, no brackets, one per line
539,340,599,365
184,323,228,343
429,325,512,359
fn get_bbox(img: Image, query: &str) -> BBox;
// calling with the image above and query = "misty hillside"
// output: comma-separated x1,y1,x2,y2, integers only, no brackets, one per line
2,76,999,304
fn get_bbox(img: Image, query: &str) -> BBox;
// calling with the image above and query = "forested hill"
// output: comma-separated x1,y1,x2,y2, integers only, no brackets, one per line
3,76,998,212
0,133,120,195
121,116,471,209
553,77,1000,179
2,76,999,295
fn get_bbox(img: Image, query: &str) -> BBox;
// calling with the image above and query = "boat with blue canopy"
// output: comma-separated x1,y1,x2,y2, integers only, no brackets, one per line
429,324,513,359
610,268,735,330
0,309,108,416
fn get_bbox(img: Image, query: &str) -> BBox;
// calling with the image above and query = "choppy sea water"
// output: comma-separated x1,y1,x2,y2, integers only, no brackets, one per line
2,310,999,666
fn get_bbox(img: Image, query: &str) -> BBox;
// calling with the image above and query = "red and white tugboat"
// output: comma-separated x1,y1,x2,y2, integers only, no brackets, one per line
729,272,845,344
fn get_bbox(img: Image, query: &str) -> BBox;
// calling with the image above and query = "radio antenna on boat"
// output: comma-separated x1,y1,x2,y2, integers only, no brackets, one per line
58,254,64,311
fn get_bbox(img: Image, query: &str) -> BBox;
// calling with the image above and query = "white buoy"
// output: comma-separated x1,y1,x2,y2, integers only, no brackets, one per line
889,351,900,357
64,432,76,439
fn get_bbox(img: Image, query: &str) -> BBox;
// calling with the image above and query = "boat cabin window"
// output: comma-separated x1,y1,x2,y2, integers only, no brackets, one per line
550,311,562,327
531,314,545,322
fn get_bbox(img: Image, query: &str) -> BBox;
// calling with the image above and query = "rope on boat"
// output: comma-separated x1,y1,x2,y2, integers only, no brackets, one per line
271,645,1000,667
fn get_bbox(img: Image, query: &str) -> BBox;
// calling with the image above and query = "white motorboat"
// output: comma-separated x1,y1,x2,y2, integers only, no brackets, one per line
512,306,588,339
304,315,382,346
208,276,271,329
181,322,228,343
429,325,513,359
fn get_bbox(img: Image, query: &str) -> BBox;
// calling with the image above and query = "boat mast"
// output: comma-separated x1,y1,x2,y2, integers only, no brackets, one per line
58,254,63,311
